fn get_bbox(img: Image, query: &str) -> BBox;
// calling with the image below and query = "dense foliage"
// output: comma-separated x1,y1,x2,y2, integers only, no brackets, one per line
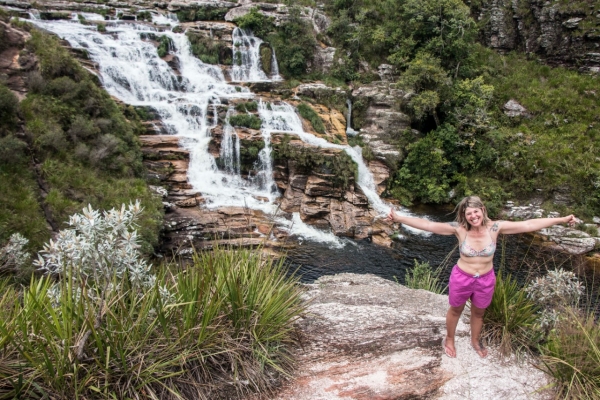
0,27,162,254
321,0,599,217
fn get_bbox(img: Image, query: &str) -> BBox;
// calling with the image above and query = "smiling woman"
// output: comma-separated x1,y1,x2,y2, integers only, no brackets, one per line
387,195,576,359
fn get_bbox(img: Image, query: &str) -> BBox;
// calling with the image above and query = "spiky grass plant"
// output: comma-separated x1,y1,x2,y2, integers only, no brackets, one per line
482,269,541,356
403,259,445,294
0,249,303,398
538,308,600,399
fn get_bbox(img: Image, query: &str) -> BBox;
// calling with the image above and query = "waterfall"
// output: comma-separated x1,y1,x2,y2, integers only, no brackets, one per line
220,107,241,176
29,15,427,244
231,28,267,82
346,98,358,136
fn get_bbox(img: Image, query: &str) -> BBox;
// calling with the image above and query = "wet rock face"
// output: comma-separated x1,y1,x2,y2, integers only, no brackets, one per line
274,273,551,400
140,132,393,254
273,134,392,241
476,0,600,72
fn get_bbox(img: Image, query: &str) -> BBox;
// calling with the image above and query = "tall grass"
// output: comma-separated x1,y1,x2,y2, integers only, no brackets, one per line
0,247,304,399
538,308,600,399
482,269,540,356
403,259,444,294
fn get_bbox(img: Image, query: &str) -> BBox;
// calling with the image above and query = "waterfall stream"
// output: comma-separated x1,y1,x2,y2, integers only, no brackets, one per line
28,15,425,245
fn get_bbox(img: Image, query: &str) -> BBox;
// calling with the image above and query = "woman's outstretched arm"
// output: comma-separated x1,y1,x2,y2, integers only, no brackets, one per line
498,215,576,235
386,209,457,236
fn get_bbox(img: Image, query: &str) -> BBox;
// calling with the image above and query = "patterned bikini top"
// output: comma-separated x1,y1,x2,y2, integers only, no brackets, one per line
460,231,496,258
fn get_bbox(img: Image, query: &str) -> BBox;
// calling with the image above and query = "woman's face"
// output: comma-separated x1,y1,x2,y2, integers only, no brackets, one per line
464,207,484,227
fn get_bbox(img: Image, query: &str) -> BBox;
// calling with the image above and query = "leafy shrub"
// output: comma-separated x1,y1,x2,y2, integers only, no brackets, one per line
260,44,272,75
34,202,159,296
234,7,275,39
297,103,325,134
235,101,258,112
273,134,357,189
137,11,152,21
187,31,232,65
176,7,229,22
229,114,262,129
156,35,173,58
482,269,540,356
97,23,106,32
403,259,444,294
0,85,18,133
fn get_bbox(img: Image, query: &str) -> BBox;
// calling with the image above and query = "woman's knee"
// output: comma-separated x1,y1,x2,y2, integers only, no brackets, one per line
448,304,465,316
470,305,486,318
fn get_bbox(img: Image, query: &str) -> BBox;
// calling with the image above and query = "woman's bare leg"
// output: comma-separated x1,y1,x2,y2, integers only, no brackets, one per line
445,304,465,357
470,305,488,358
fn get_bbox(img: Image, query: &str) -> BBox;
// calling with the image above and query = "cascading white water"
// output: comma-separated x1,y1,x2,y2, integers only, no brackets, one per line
345,98,358,136
28,15,426,244
231,27,282,82
231,28,265,81
220,107,241,176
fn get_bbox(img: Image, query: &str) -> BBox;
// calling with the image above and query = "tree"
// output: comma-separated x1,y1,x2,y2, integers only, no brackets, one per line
396,51,450,126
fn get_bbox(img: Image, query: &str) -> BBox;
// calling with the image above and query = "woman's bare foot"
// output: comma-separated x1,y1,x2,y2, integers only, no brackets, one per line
442,337,456,358
471,340,488,358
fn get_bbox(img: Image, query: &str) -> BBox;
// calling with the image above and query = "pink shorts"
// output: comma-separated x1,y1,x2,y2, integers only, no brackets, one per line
448,265,496,309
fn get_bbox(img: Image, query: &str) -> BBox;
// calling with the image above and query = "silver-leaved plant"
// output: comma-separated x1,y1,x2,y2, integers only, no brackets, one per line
0,233,30,272
526,268,584,330
34,201,169,302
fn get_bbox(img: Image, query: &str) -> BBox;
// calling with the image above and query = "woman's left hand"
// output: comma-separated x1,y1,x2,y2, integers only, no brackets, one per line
563,214,577,227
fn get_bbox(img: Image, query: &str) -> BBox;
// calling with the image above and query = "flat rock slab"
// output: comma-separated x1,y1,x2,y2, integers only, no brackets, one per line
273,273,551,400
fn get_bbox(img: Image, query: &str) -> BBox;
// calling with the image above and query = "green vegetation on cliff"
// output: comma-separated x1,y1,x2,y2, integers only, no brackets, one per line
0,28,162,253
322,0,600,217
235,7,317,79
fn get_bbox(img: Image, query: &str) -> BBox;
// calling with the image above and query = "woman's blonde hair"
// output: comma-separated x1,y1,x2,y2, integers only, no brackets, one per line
453,196,490,230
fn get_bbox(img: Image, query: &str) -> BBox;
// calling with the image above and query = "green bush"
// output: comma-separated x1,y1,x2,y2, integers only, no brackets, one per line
187,31,232,65
176,7,229,22
234,7,275,39
137,11,152,22
273,134,357,189
156,35,173,58
297,103,325,134
260,44,273,75
0,246,304,398
235,101,258,113
229,114,262,130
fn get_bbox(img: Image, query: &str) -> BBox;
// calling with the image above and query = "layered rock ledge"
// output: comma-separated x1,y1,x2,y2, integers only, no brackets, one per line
273,273,552,400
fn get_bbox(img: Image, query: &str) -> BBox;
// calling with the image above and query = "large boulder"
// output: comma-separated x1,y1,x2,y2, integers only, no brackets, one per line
274,273,551,399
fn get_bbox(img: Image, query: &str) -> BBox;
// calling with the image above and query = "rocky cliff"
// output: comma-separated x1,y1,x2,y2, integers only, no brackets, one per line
474,0,600,73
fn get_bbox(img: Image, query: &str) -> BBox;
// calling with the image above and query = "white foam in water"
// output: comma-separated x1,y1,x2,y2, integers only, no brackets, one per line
28,16,428,245
274,213,346,249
